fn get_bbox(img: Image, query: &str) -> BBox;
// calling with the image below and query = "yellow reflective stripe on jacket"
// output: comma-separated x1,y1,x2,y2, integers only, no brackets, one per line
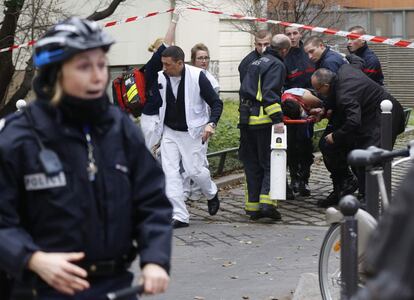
248,106,272,125
264,103,281,116
256,76,262,102
126,85,138,102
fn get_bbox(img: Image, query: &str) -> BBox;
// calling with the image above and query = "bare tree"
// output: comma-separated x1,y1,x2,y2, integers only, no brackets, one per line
227,0,271,33
229,0,344,36
0,0,127,117
268,0,344,36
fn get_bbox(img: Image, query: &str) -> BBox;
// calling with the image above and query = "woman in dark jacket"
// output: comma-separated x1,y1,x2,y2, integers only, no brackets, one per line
0,17,172,300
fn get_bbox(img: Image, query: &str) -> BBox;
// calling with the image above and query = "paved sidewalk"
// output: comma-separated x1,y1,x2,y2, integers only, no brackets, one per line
188,130,414,227
141,223,326,300
131,131,414,300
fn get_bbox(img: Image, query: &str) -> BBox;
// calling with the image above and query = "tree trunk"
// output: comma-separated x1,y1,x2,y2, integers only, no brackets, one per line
0,0,25,108
87,0,126,21
0,57,34,118
0,0,126,117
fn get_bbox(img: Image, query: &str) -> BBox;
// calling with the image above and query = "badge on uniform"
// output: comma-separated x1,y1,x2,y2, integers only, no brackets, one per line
24,172,67,191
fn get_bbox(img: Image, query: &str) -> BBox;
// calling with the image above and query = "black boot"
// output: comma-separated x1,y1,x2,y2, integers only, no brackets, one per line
249,211,263,221
299,180,311,197
286,183,295,200
317,190,340,208
290,178,300,194
207,193,220,216
260,203,282,220
340,176,359,196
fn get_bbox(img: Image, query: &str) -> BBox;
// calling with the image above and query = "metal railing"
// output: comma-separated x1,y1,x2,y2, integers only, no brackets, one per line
207,147,238,176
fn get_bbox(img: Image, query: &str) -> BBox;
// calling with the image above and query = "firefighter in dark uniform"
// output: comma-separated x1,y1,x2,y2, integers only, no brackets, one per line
0,17,172,300
284,27,316,197
238,30,272,84
311,60,405,207
238,34,291,221
347,25,384,86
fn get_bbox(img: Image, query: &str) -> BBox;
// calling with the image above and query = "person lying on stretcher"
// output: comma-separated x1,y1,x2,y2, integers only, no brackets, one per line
281,88,324,123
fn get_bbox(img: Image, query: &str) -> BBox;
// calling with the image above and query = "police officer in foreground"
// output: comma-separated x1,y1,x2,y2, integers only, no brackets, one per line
0,17,172,299
238,34,291,221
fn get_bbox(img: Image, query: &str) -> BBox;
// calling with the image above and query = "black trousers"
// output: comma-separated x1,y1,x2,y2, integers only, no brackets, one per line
319,125,355,191
287,123,314,183
239,126,275,214
11,271,135,300
0,271,12,300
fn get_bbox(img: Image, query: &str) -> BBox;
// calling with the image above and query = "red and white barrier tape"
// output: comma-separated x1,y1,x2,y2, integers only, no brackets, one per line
1,6,413,53
103,8,174,28
0,8,174,53
186,6,414,49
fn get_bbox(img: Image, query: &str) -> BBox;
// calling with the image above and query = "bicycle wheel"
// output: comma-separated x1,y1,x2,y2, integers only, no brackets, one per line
319,223,341,300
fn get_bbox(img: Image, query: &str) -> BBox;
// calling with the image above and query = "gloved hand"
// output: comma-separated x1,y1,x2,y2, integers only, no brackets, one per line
172,6,185,23
171,11,180,23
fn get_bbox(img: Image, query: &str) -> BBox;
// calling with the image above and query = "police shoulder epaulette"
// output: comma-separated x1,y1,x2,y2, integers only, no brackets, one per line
0,112,22,133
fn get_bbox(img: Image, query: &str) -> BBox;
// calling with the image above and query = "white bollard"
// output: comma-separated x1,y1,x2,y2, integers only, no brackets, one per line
16,99,27,111
270,124,287,200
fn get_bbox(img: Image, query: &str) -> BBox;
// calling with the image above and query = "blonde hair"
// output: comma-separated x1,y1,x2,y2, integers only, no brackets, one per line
190,43,210,65
148,38,164,53
50,71,63,105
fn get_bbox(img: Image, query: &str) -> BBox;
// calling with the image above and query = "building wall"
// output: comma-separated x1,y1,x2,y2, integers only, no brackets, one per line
60,1,220,66
339,0,414,9
60,0,254,95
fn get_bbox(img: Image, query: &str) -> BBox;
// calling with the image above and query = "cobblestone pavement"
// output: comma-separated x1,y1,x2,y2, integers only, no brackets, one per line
187,130,414,227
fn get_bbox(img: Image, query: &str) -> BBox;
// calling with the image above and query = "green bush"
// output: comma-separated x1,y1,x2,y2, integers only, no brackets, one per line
207,100,242,175
208,100,240,151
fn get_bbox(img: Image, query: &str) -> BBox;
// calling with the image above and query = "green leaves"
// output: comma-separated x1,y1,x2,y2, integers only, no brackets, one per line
209,100,240,152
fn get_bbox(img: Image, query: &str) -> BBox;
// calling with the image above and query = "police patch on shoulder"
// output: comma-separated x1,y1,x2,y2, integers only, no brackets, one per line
24,172,67,191
0,118,5,132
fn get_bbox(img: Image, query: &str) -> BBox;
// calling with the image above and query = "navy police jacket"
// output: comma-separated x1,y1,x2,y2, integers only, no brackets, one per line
316,47,348,74
284,43,315,89
0,100,173,279
351,43,384,86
